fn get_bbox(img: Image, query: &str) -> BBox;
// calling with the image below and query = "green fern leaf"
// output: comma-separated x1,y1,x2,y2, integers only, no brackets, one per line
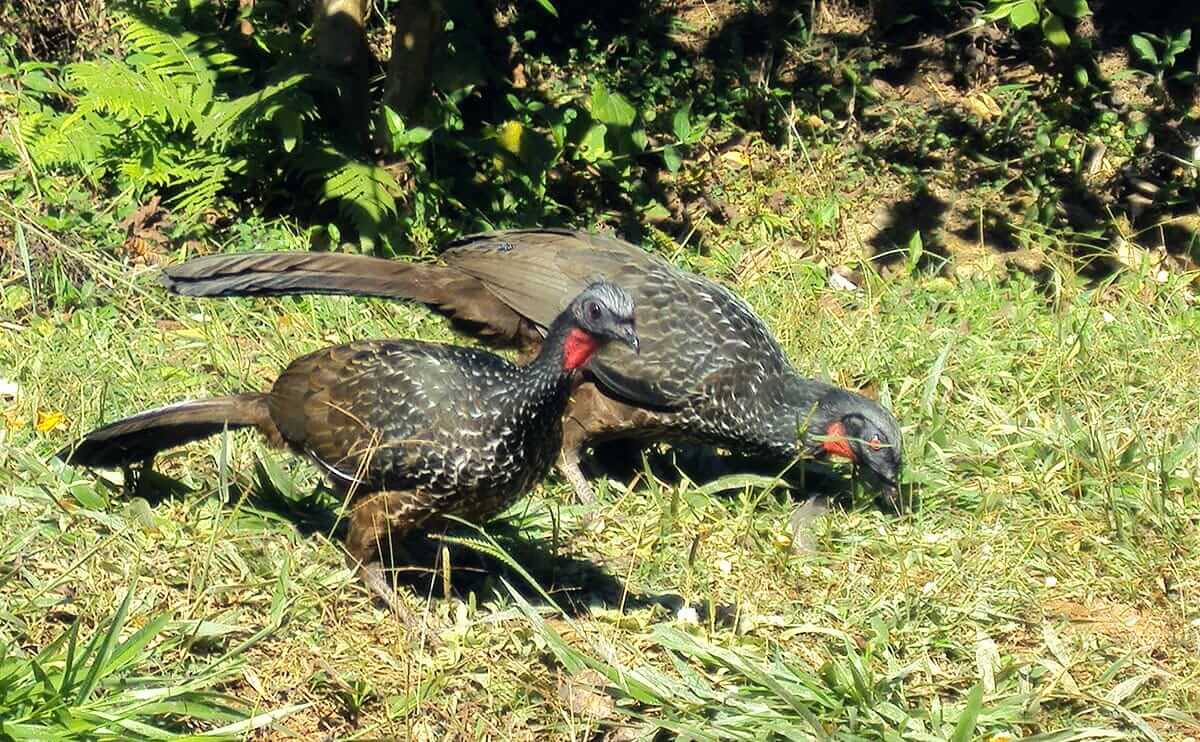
17,109,120,179
116,13,216,86
301,147,403,250
67,61,204,131
198,73,308,145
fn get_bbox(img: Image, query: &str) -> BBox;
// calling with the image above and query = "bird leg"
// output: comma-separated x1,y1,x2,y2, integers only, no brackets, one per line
558,382,668,504
343,489,431,625
557,443,597,505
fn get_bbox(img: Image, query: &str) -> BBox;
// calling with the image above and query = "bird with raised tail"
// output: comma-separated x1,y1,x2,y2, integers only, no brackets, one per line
162,228,904,503
58,281,640,605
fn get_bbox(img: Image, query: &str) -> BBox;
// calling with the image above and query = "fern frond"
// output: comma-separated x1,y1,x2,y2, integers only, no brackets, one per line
17,108,120,178
115,12,217,85
170,159,235,216
300,147,402,250
67,61,209,131
198,73,308,146
113,141,235,218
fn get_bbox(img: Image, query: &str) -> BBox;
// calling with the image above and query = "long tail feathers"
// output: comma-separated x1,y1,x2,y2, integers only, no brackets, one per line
160,250,530,346
56,394,274,469
160,252,450,304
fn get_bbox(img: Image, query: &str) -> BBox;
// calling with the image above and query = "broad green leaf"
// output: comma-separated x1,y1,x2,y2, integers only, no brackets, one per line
1009,0,1039,29
590,83,636,128
20,69,57,93
276,107,301,153
577,123,609,162
1047,0,1090,17
907,230,924,274
672,102,692,141
950,683,984,742
662,144,683,172
1129,34,1159,66
1042,13,1071,49
630,128,648,152
404,126,433,145
1166,29,1191,58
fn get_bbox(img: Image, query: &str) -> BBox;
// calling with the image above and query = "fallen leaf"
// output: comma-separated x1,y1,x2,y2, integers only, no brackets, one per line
557,669,614,720
35,409,66,433
721,150,750,168
963,91,1002,120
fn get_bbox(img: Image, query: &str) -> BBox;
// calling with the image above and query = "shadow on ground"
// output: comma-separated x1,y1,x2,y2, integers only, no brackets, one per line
105,458,758,621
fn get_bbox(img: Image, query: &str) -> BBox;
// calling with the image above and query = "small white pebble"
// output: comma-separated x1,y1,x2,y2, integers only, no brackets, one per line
829,271,860,292
980,543,993,557
716,559,732,575
737,615,757,635
1044,575,1058,587
922,581,937,595
1155,270,1169,283
1101,310,1115,323
676,606,700,626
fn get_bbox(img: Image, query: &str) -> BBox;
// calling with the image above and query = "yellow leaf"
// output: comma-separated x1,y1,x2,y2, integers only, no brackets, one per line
721,150,751,168
496,120,525,156
964,92,1002,120
168,327,207,339
3,409,26,431
275,313,299,334
35,409,66,433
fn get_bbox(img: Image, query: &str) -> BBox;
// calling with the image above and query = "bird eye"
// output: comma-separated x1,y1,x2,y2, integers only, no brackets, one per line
586,301,602,320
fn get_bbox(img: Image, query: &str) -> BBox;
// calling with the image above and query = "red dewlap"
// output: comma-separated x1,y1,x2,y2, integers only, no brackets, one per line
822,420,856,461
563,327,600,370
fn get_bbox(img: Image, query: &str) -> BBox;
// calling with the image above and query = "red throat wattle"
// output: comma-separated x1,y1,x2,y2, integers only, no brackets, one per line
562,328,600,370
822,421,856,461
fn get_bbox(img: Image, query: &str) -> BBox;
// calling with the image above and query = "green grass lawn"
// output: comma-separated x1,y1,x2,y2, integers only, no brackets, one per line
4,167,1200,739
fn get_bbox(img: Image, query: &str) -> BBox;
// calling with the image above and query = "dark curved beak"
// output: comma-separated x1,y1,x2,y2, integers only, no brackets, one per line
620,325,640,354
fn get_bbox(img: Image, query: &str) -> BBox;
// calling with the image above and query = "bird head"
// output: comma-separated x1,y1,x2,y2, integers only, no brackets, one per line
803,388,903,501
561,282,640,370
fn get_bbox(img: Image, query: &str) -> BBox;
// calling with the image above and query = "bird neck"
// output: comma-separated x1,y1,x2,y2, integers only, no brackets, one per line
772,371,842,456
534,313,599,376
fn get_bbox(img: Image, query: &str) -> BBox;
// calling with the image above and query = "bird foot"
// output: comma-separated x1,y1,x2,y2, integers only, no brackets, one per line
558,451,598,506
357,561,419,630
788,496,832,555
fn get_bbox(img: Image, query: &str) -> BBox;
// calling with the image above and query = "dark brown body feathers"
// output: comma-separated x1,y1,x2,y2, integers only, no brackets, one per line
162,228,904,500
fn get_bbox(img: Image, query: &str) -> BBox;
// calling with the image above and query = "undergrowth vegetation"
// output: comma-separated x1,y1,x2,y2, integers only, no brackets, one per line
2,0,1199,739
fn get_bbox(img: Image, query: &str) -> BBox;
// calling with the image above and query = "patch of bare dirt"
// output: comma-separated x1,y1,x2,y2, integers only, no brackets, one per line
1098,50,1157,112
1043,597,1177,650
813,0,873,37
5,0,112,63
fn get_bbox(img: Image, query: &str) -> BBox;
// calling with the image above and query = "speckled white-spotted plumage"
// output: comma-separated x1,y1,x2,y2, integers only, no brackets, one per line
159,228,903,502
